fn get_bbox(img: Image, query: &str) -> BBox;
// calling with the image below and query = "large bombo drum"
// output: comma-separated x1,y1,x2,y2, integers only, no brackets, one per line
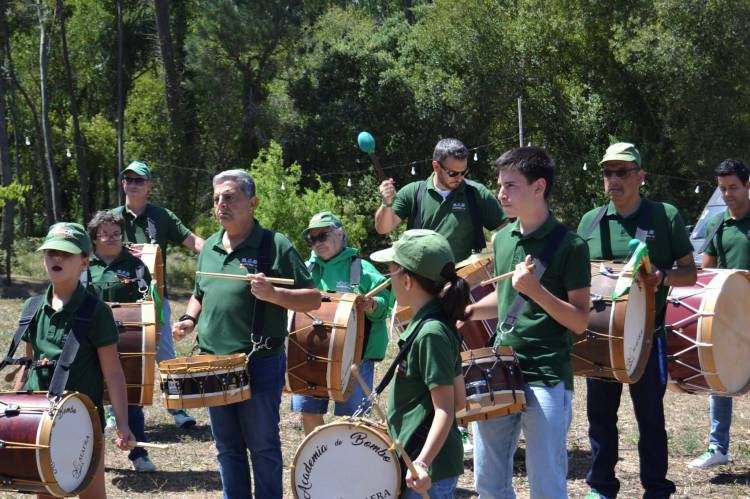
0,392,102,497
104,301,158,405
126,243,164,299
159,353,251,409
666,269,750,394
286,293,364,401
291,418,401,499
572,261,655,383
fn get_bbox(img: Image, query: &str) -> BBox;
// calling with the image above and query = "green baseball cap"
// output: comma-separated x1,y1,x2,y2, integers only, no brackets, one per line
120,160,152,179
371,229,455,285
37,222,92,255
303,211,343,237
599,142,641,167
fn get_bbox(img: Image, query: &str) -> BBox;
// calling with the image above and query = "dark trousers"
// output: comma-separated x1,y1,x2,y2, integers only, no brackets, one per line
586,346,676,498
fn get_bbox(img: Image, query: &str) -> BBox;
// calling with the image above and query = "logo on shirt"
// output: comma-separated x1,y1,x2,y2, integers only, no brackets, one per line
115,270,133,280
240,258,258,273
336,281,353,293
645,229,656,242
452,202,467,212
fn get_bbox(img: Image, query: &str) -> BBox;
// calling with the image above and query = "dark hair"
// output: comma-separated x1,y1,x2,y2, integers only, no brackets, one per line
403,262,470,324
494,146,555,199
87,210,125,244
433,138,469,163
715,159,749,184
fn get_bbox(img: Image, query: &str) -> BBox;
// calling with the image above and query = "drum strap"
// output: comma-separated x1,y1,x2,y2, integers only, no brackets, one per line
0,295,45,371
145,204,158,244
349,257,362,288
495,223,568,339
47,293,98,397
249,229,283,350
583,200,655,258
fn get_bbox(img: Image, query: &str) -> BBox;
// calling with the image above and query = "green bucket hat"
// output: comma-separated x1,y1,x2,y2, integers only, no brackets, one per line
38,222,92,255
120,160,152,179
303,211,343,237
599,142,641,167
371,229,455,285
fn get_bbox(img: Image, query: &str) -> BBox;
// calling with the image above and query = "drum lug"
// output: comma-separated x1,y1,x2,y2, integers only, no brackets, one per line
3,403,19,417
0,474,13,484
312,319,324,327
586,330,598,341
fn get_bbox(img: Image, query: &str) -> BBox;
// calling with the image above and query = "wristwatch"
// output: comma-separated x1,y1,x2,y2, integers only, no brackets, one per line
178,313,196,325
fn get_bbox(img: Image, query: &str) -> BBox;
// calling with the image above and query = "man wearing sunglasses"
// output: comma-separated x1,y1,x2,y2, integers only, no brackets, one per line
578,142,697,499
291,211,390,435
112,160,205,429
375,138,505,262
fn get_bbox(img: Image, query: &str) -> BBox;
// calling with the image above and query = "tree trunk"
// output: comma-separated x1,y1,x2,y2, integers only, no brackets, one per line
115,0,125,205
5,41,31,235
239,64,260,161
36,0,62,222
0,0,13,283
57,0,90,223
403,0,415,24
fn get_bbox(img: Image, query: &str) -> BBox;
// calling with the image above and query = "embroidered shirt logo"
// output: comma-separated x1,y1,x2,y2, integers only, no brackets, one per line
452,202,467,212
335,281,353,293
240,258,258,273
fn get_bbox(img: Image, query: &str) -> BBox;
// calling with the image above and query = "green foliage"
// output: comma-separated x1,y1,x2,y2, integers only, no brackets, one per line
0,182,31,209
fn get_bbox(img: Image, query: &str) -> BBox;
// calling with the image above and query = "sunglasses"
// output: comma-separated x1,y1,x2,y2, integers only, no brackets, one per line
602,166,641,179
123,177,148,185
438,162,469,178
307,230,333,245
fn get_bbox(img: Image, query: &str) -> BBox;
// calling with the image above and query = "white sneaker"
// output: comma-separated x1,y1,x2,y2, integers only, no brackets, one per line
173,410,196,429
131,456,157,473
688,447,729,468
460,427,473,457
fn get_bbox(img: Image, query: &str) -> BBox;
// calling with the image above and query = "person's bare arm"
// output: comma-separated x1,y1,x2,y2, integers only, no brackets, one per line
181,233,205,254
375,179,403,234
642,253,697,288
249,276,321,312
98,344,135,450
13,343,33,390
172,294,203,340
702,253,717,269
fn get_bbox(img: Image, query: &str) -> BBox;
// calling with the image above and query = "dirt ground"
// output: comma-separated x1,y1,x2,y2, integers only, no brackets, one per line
0,278,748,498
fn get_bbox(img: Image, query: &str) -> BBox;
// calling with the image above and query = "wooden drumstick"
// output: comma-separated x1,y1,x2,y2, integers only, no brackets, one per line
480,263,535,287
364,278,391,299
195,271,295,286
127,441,170,450
351,364,430,499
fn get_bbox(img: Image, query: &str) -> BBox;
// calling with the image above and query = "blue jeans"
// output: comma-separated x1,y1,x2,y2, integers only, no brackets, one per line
290,359,374,416
157,297,176,362
709,395,732,454
208,352,285,499
586,346,675,498
402,475,458,499
127,405,148,461
472,382,573,499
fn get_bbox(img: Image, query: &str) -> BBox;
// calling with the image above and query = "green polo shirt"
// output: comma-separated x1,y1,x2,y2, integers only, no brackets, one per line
386,299,462,482
21,283,119,424
194,220,314,357
392,174,505,261
704,210,750,271
88,249,152,303
112,203,191,297
578,198,694,322
493,214,590,390
306,246,390,360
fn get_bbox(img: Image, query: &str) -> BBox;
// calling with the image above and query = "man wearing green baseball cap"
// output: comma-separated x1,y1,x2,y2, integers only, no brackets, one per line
291,211,390,435
578,142,697,499
112,160,205,429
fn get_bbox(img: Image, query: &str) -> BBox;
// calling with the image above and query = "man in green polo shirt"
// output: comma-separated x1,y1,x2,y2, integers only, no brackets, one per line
578,142,697,499
112,160,205,428
688,159,750,470
375,138,506,262
465,146,591,498
172,169,320,499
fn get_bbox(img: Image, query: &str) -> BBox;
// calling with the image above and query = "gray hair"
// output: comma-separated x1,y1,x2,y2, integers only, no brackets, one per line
87,210,124,243
433,138,469,162
212,169,256,198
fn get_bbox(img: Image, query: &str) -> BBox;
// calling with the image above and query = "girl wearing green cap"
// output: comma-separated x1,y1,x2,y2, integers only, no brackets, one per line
371,229,469,499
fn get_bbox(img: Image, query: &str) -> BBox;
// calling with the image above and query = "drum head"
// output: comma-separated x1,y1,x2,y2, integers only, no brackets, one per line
292,421,400,499
333,302,358,396
48,395,97,493
622,276,648,378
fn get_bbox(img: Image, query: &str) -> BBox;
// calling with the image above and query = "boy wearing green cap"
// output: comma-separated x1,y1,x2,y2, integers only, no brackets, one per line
578,142,696,499
371,229,469,499
466,146,591,498
113,160,205,428
291,211,390,435
13,222,135,498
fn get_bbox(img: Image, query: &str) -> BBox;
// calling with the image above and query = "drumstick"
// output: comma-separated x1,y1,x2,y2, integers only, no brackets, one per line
195,271,295,286
479,263,536,287
364,278,391,298
127,441,170,450
351,364,430,499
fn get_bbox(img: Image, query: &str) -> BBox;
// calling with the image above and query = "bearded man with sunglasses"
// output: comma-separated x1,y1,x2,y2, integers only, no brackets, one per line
578,143,697,499
291,211,390,435
376,138,505,262
112,160,205,429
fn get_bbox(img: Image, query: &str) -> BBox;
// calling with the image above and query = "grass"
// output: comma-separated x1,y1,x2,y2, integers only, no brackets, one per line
0,277,749,498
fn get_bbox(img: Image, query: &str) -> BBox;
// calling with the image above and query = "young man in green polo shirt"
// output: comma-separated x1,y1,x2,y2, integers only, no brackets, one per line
466,146,591,498
14,222,135,498
291,211,390,435
376,138,506,262
688,159,750,469
172,169,320,499
113,160,205,428
578,142,697,499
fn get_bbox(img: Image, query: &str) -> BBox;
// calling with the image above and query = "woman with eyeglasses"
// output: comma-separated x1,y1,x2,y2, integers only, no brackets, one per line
86,210,158,473
291,211,391,435
370,229,469,499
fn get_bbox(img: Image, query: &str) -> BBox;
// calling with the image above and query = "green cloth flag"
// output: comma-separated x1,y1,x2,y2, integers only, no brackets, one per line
149,281,164,325
611,240,649,300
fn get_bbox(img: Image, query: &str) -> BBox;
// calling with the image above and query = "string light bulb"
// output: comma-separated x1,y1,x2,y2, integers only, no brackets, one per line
582,162,588,171
281,180,286,191
410,163,416,176
25,136,30,146
694,185,700,194
347,178,352,188
473,152,478,161
66,148,72,158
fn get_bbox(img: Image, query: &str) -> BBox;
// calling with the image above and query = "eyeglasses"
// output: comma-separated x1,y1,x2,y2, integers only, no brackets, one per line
97,231,122,240
602,166,641,179
307,230,333,245
438,162,469,178
123,177,148,185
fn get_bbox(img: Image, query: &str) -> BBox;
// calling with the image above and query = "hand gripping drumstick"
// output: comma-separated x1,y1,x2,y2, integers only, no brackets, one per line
195,271,295,286
351,364,430,499
479,263,536,287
